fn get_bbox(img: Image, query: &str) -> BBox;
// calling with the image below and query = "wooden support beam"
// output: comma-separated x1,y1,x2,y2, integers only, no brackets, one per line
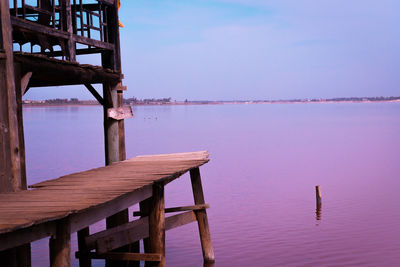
133,204,210,217
49,218,71,267
84,211,196,255
139,198,151,256
74,35,114,50
77,227,91,267
21,72,32,96
107,106,133,120
77,252,161,262
190,168,215,263
14,54,122,87
148,183,166,267
11,17,69,40
0,222,56,252
84,83,104,106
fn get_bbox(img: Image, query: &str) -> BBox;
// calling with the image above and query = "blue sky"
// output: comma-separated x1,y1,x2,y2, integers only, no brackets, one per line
25,0,400,100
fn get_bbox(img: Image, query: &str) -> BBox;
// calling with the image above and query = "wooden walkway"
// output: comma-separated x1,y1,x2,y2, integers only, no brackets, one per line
0,151,214,266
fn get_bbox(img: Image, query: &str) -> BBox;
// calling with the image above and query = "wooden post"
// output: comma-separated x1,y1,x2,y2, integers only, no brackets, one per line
190,168,215,263
0,0,25,193
61,0,76,61
139,197,152,267
315,185,322,220
77,228,91,267
117,91,126,162
315,185,322,206
103,83,119,165
0,3,31,266
49,218,71,267
148,182,165,267
102,2,133,266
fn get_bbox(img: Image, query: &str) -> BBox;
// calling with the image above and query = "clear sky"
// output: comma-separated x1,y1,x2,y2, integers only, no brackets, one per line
25,0,400,101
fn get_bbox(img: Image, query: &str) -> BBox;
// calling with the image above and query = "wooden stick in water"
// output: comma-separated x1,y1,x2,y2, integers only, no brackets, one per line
315,185,322,205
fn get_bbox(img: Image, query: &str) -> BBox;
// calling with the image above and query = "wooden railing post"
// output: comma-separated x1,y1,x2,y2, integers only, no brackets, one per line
49,218,71,267
148,182,166,267
190,168,215,263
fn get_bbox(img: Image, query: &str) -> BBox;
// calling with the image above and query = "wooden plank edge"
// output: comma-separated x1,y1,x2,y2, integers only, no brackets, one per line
76,252,161,262
133,204,210,217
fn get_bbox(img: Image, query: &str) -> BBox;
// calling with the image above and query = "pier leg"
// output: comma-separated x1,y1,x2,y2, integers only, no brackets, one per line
105,209,130,267
1,2,30,266
148,182,165,267
190,168,215,263
140,198,152,267
77,227,91,267
49,218,71,267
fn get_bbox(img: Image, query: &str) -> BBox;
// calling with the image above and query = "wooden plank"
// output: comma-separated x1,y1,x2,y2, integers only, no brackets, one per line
74,35,114,50
70,184,152,233
88,211,196,254
133,204,210,216
0,221,56,251
190,168,215,263
10,17,69,40
49,218,71,267
107,106,133,120
77,252,161,262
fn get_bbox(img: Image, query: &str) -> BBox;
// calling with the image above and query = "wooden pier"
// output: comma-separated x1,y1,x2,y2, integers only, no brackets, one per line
0,151,214,266
1,1,215,266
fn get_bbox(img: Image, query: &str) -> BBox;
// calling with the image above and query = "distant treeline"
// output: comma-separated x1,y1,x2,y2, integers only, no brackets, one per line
123,97,172,105
23,96,400,106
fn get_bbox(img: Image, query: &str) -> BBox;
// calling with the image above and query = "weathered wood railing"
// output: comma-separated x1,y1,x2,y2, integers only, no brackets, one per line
9,0,119,62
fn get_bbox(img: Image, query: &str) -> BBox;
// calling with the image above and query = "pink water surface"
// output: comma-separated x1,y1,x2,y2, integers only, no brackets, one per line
23,103,400,266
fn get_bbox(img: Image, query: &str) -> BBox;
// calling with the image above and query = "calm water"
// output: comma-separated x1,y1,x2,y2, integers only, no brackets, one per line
23,103,400,266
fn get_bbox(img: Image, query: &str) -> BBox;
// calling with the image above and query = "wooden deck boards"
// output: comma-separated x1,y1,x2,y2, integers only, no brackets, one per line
0,151,209,237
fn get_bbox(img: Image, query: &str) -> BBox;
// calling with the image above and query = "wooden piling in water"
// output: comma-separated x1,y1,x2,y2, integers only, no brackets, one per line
190,168,215,263
49,218,71,267
315,185,322,205
148,183,166,267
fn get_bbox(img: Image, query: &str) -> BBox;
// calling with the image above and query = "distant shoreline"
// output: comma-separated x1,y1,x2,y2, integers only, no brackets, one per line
23,98,400,107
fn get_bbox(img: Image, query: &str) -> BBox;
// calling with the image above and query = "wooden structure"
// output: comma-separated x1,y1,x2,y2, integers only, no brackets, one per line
0,1,215,266
0,151,214,267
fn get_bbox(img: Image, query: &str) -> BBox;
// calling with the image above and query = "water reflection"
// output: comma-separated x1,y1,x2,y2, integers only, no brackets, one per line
316,203,322,221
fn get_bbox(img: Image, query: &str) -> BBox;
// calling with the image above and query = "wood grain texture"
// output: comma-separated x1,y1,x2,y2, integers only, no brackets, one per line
148,183,165,267
0,151,209,251
190,168,215,263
